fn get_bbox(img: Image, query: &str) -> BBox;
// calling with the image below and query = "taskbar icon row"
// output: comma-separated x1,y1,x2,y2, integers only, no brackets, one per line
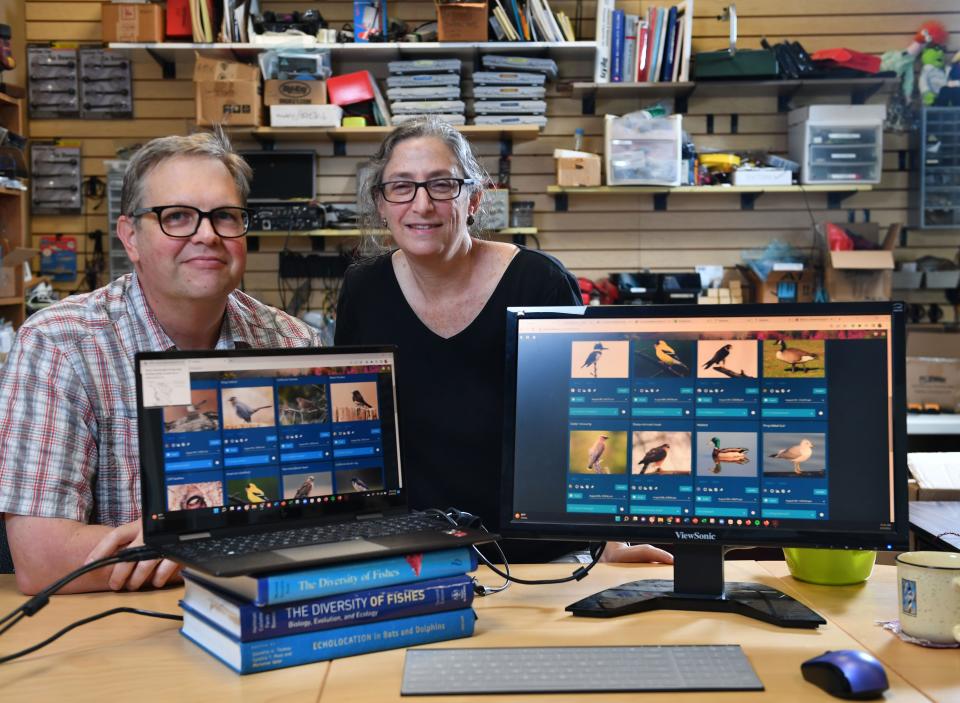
614,515,780,528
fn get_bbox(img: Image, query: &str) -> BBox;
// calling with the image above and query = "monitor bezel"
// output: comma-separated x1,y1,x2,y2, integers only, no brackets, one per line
499,301,910,552
239,149,317,202
136,345,406,544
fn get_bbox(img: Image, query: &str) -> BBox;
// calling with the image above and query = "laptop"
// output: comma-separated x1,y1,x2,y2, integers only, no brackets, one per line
135,346,495,577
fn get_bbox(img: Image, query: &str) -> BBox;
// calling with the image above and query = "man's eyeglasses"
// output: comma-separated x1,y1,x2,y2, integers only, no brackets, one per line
378,178,477,204
130,205,253,239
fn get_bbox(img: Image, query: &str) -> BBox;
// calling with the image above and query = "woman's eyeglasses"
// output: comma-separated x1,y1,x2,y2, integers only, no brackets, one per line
378,178,477,203
130,205,253,239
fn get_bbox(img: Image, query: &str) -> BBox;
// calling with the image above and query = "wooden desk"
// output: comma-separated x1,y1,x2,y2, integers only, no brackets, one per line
910,501,960,552
1,562,956,702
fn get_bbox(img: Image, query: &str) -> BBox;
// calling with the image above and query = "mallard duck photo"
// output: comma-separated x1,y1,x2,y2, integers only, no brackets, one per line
710,436,750,473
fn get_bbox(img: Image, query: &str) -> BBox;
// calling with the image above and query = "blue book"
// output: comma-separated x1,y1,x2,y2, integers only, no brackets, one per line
184,547,477,606
660,5,678,82
611,10,625,83
181,573,475,642
181,606,476,674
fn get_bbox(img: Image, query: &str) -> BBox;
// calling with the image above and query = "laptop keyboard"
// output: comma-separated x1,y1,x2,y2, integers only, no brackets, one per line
169,513,446,559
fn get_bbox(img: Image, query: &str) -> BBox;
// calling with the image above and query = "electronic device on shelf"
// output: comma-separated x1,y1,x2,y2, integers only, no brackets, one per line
501,302,909,628
241,149,321,232
249,201,325,232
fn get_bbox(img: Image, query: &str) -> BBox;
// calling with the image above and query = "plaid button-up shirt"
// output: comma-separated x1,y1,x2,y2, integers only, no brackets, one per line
0,273,323,526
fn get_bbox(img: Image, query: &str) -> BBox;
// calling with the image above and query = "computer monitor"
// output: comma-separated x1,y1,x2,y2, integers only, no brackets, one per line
240,150,316,201
501,302,909,628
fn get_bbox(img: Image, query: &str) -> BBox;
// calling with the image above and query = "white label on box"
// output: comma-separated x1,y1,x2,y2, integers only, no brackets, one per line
269,104,343,127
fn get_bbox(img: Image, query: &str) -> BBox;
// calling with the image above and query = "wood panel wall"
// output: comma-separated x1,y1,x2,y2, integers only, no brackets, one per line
15,0,960,322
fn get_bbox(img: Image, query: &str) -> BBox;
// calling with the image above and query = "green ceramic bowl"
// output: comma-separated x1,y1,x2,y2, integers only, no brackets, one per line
783,547,877,585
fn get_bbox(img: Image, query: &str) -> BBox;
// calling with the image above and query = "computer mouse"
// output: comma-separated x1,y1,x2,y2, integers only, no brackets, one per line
801,649,889,700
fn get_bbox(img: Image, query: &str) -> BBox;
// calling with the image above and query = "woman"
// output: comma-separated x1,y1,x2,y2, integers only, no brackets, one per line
335,118,670,565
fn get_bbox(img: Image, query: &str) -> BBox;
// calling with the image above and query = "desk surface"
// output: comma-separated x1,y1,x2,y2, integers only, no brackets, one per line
1,561,956,702
910,501,960,551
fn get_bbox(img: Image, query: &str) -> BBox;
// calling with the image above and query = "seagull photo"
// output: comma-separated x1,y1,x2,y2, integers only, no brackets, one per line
763,433,827,477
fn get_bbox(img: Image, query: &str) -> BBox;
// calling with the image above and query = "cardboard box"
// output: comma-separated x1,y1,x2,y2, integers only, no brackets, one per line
739,264,817,304
195,82,262,127
0,248,39,298
101,3,165,43
820,222,897,302
906,331,960,412
193,55,260,83
269,104,343,127
194,55,262,127
435,1,488,41
555,150,602,187
264,80,327,106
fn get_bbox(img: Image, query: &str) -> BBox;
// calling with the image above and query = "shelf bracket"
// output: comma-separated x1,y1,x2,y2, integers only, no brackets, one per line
777,87,801,113
512,234,527,246
706,114,714,134
251,133,275,150
332,139,346,157
145,48,176,80
674,93,688,115
654,193,669,211
500,137,513,157
248,236,260,252
554,192,569,212
740,192,757,210
851,82,883,105
827,190,856,209
582,92,596,116
730,113,739,134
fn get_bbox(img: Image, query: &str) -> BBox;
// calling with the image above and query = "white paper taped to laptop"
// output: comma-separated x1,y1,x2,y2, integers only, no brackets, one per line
140,359,192,407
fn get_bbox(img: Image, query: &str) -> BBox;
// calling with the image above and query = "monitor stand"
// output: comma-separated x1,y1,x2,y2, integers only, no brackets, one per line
565,544,826,629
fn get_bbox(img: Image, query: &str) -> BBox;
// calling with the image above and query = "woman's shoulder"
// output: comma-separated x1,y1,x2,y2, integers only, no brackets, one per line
344,250,394,281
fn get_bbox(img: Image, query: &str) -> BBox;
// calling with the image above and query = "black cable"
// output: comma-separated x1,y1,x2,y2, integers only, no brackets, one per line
0,607,181,665
0,545,183,665
423,508,606,595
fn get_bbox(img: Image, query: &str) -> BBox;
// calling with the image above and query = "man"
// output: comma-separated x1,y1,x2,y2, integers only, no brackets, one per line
0,130,322,595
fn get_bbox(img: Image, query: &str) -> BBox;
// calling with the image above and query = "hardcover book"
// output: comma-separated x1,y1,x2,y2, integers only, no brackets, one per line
182,573,474,641
181,606,477,674
184,547,477,606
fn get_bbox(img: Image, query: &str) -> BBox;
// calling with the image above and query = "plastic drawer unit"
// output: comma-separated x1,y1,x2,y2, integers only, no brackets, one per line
912,107,960,229
788,105,886,185
604,113,682,186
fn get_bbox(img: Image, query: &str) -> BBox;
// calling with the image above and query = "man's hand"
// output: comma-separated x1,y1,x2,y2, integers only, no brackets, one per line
84,521,182,591
600,542,674,564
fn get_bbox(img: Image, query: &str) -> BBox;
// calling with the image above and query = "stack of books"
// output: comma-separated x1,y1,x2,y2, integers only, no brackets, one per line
594,0,694,84
387,59,467,126
179,546,478,674
472,55,556,127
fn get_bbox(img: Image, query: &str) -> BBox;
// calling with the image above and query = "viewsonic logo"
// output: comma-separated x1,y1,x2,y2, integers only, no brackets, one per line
675,531,717,540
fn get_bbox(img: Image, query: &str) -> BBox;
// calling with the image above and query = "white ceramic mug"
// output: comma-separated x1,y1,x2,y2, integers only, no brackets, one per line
895,551,960,644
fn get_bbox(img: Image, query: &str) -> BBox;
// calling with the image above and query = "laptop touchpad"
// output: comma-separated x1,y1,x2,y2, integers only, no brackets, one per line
273,540,387,561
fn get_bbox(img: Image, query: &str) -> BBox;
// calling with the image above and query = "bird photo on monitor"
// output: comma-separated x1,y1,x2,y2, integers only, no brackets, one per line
227,395,272,423
586,433,609,472
774,339,819,373
352,389,374,409
293,475,315,499
654,340,690,376
246,482,268,503
581,342,610,378
702,344,732,370
710,436,749,473
769,438,814,474
351,477,370,491
637,443,670,473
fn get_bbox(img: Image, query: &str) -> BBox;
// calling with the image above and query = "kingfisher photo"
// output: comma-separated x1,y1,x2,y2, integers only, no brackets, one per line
570,340,630,379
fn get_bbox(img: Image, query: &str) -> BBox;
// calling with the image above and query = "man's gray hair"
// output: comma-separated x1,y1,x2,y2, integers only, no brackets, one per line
120,127,252,216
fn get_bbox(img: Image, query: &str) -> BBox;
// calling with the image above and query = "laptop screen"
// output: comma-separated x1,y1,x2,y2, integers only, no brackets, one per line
136,347,404,541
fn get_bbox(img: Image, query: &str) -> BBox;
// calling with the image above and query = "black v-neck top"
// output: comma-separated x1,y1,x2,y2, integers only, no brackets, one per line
335,247,584,562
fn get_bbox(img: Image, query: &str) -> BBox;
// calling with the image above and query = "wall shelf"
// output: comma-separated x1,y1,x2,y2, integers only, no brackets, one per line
109,41,598,78
569,77,898,115
547,184,872,211
248,227,537,249
907,415,960,435
231,125,540,151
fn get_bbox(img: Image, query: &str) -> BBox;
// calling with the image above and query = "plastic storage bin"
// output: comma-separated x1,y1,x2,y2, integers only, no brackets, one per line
787,105,885,185
604,113,682,186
